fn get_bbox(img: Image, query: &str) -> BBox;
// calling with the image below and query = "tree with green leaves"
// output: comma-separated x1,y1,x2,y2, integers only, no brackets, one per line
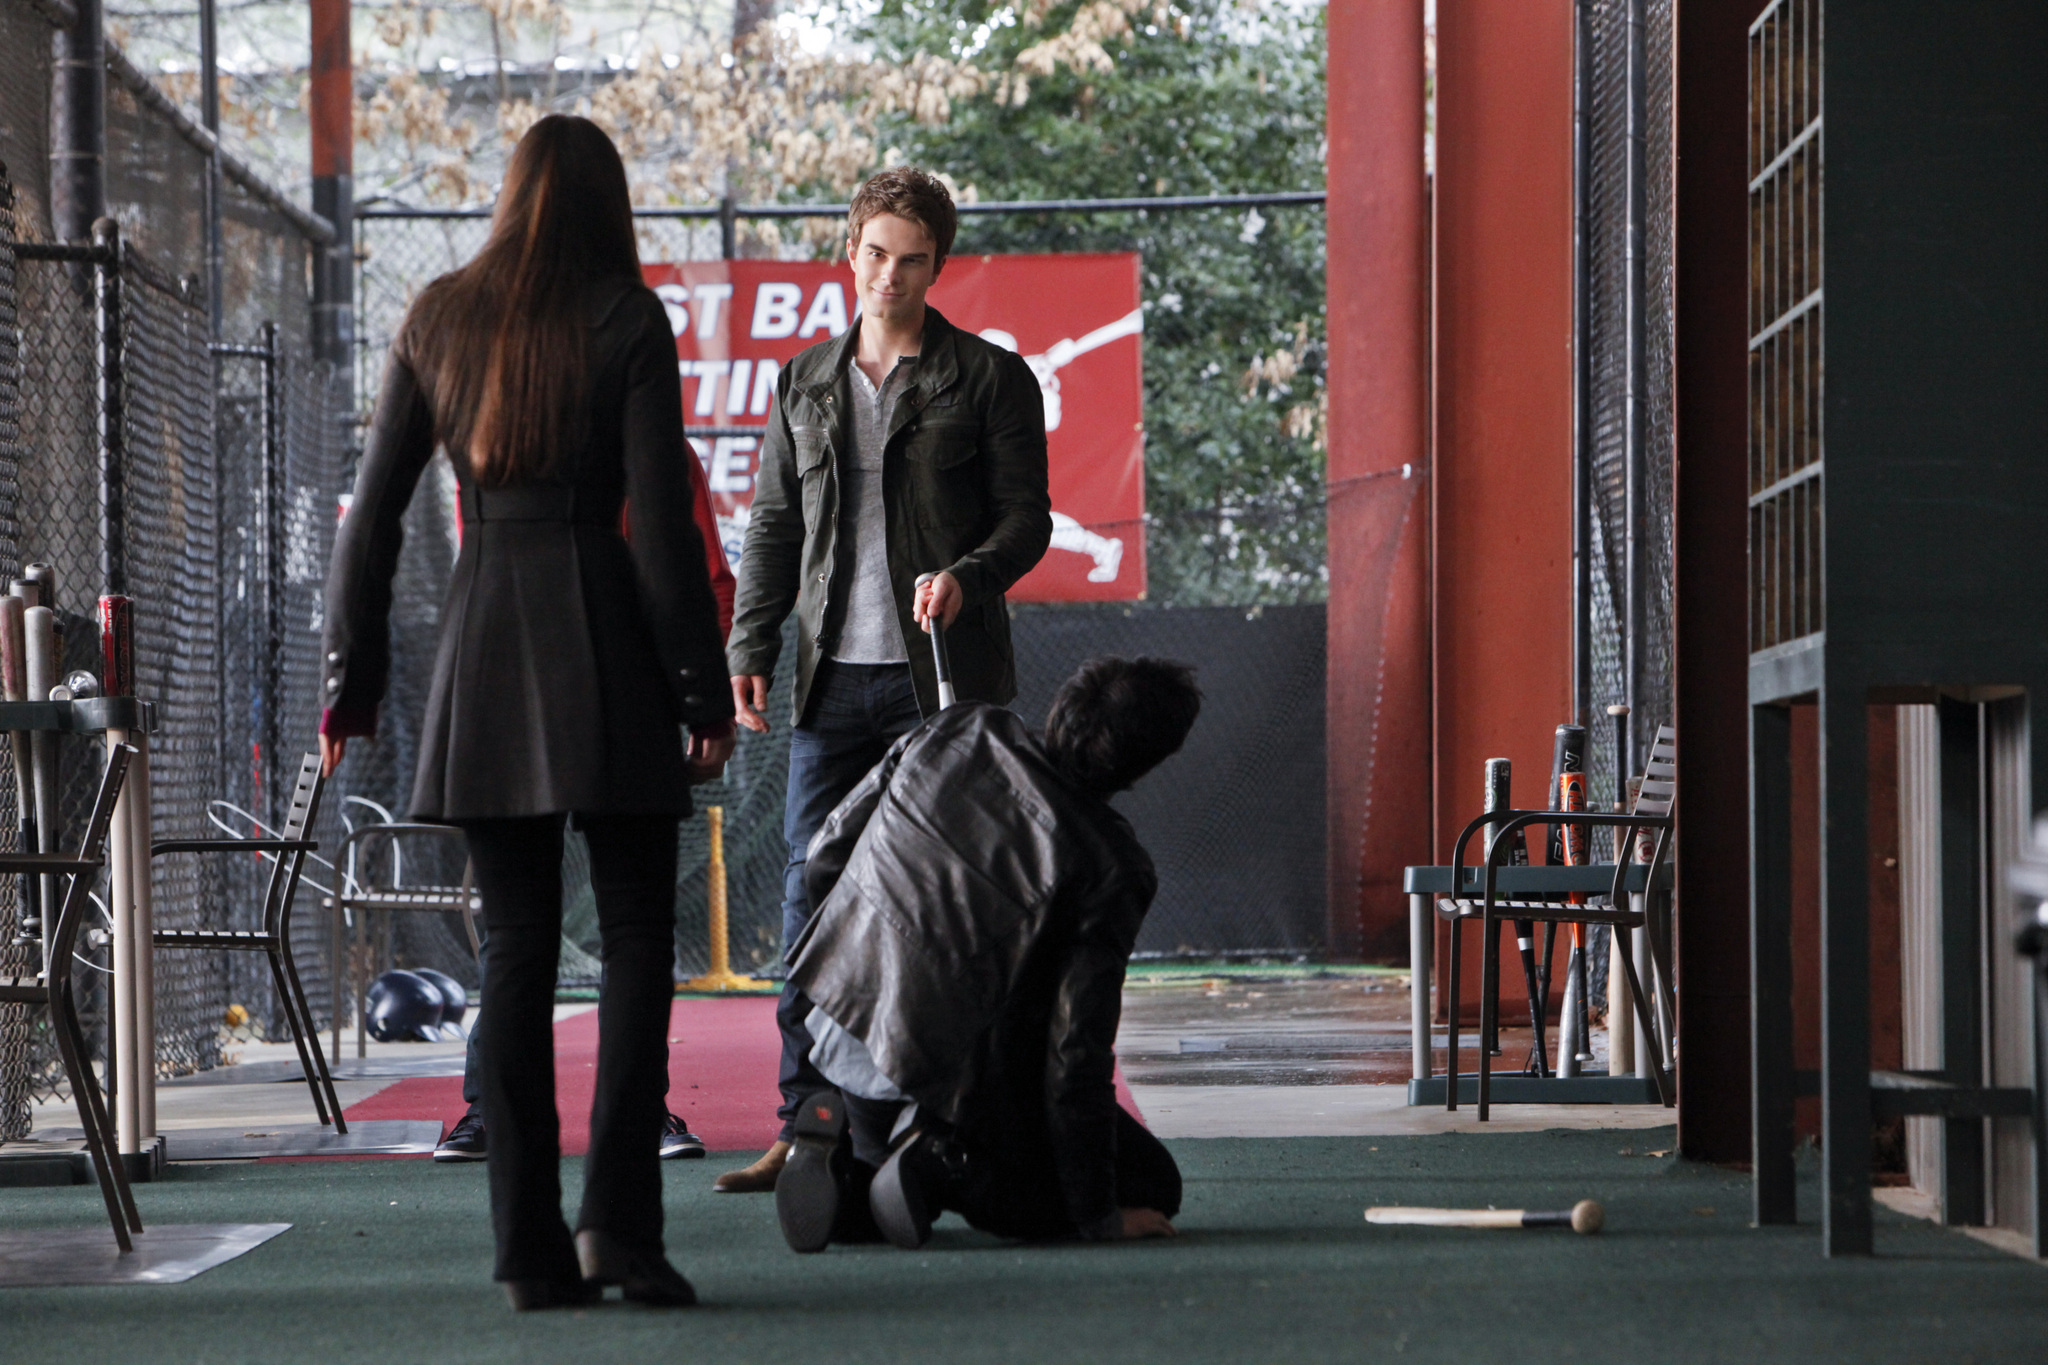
852,0,1329,606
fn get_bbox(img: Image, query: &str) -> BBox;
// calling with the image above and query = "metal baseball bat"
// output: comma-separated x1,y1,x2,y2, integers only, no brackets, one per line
1366,1199,1603,1234
1484,759,1545,1071
913,572,957,709
23,603,59,963
0,591,34,945
1548,724,1588,1075
1484,758,1548,1076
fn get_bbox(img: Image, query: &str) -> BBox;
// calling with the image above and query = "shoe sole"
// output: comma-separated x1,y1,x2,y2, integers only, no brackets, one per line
775,1094,846,1253
433,1149,487,1163
870,1136,934,1250
659,1144,707,1160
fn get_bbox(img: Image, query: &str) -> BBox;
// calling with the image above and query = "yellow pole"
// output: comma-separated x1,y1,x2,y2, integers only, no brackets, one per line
682,805,771,991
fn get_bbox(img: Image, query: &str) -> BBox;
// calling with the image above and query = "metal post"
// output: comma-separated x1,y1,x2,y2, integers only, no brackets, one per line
310,0,353,368
1571,0,1593,735
199,0,223,340
1751,702,1797,1224
93,217,125,596
51,0,105,245
260,322,283,818
1622,0,1648,774
1410,893,1433,1081
126,730,155,1145
1937,697,1987,1225
719,195,738,260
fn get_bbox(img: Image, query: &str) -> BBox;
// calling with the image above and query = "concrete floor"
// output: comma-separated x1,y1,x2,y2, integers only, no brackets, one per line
25,978,1672,1141
1119,973,1674,1138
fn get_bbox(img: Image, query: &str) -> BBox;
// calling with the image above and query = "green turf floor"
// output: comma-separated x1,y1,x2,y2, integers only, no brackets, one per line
4,1128,2043,1364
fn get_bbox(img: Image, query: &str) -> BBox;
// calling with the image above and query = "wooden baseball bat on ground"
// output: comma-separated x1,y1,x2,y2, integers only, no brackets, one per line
1365,1200,1604,1234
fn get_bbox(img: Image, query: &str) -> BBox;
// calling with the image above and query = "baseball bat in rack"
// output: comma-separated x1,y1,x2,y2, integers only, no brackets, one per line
1366,1200,1604,1234
1483,758,1545,1075
1547,724,1589,1075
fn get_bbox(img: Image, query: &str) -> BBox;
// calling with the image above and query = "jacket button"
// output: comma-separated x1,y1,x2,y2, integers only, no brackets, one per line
682,694,704,708
326,651,340,664
326,678,340,692
679,667,697,682
817,573,826,582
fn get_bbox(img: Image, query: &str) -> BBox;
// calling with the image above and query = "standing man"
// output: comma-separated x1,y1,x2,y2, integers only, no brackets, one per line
715,167,1052,1193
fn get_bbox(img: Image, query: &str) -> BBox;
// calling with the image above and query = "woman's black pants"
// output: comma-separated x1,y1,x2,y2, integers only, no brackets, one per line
460,813,677,1283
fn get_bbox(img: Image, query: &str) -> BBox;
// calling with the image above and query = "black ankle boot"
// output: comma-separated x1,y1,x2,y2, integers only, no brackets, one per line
574,1228,697,1307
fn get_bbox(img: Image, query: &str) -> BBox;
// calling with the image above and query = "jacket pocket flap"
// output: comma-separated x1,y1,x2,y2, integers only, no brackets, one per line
792,426,832,472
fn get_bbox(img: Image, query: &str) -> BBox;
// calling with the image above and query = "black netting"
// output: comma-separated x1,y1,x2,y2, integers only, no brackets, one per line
1581,0,1676,812
1010,603,1327,958
0,36,349,1125
356,211,1332,986
1576,0,1675,1016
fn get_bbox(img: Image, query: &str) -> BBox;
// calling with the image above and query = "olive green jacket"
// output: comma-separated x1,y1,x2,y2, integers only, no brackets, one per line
727,306,1052,722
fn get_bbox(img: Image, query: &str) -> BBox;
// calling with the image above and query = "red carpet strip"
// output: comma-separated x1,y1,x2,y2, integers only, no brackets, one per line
340,995,1141,1156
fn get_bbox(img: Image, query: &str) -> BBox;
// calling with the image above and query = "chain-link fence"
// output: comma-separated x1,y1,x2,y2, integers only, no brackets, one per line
354,203,1331,985
0,24,348,1135
1575,0,1677,1012
1580,0,1677,809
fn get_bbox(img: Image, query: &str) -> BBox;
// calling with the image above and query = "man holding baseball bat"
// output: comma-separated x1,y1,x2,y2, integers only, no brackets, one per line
720,167,1051,1193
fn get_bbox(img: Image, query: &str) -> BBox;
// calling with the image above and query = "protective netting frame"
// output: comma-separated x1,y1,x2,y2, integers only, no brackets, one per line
0,45,348,1132
356,211,1332,985
1578,0,1677,1011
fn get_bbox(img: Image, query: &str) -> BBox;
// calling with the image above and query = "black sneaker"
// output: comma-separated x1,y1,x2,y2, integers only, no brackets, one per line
659,1112,707,1160
434,1109,486,1163
776,1090,846,1254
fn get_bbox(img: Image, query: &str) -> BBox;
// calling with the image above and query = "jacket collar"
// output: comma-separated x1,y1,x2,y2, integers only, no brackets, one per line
792,304,963,410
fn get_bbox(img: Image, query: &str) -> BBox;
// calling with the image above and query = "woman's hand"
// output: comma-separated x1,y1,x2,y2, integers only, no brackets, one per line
687,724,736,783
320,733,346,779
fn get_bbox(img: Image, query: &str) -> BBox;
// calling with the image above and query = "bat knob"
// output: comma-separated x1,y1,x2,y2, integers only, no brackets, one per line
1571,1199,1604,1235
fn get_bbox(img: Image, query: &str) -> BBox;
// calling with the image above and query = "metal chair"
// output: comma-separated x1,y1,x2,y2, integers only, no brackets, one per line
323,819,481,1061
151,753,343,1131
1438,724,1678,1119
0,745,140,1249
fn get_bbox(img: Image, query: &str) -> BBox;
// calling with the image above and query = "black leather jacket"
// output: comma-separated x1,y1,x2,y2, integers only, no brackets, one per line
789,703,1156,1235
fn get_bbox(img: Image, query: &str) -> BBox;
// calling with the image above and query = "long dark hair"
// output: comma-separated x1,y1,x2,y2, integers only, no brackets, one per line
405,116,640,485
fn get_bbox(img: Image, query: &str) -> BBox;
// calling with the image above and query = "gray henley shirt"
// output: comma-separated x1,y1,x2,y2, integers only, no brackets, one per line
831,355,917,664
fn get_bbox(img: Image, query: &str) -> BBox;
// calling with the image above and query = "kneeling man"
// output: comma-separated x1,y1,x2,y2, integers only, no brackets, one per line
776,656,1201,1251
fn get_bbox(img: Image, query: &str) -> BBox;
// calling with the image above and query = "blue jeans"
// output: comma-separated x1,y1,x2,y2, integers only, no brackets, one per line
776,659,924,1140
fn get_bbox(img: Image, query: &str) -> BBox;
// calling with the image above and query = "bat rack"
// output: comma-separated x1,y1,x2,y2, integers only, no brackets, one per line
0,696,163,1181
1403,861,1672,1107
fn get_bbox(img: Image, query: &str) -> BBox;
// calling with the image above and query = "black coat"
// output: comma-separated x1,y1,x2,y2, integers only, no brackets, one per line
789,703,1155,1233
321,278,733,820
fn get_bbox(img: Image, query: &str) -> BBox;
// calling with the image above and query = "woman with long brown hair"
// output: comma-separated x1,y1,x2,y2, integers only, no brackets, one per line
319,116,732,1310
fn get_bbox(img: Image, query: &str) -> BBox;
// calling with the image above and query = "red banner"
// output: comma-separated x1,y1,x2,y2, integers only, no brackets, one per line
642,253,1146,601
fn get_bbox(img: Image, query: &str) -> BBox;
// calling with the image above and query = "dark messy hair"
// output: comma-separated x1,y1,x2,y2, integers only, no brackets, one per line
404,115,640,486
846,166,959,273
1043,657,1202,796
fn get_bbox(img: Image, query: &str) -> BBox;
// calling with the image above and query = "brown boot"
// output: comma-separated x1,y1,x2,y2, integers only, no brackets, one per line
713,1139,791,1193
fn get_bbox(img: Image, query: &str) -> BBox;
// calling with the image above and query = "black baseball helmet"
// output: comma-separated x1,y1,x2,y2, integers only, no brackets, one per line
412,968,468,1032
366,969,444,1043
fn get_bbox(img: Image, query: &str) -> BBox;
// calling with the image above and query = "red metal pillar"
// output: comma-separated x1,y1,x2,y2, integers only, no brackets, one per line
1432,1,1576,1017
310,0,353,365
1325,0,1431,961
1671,0,1761,1164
